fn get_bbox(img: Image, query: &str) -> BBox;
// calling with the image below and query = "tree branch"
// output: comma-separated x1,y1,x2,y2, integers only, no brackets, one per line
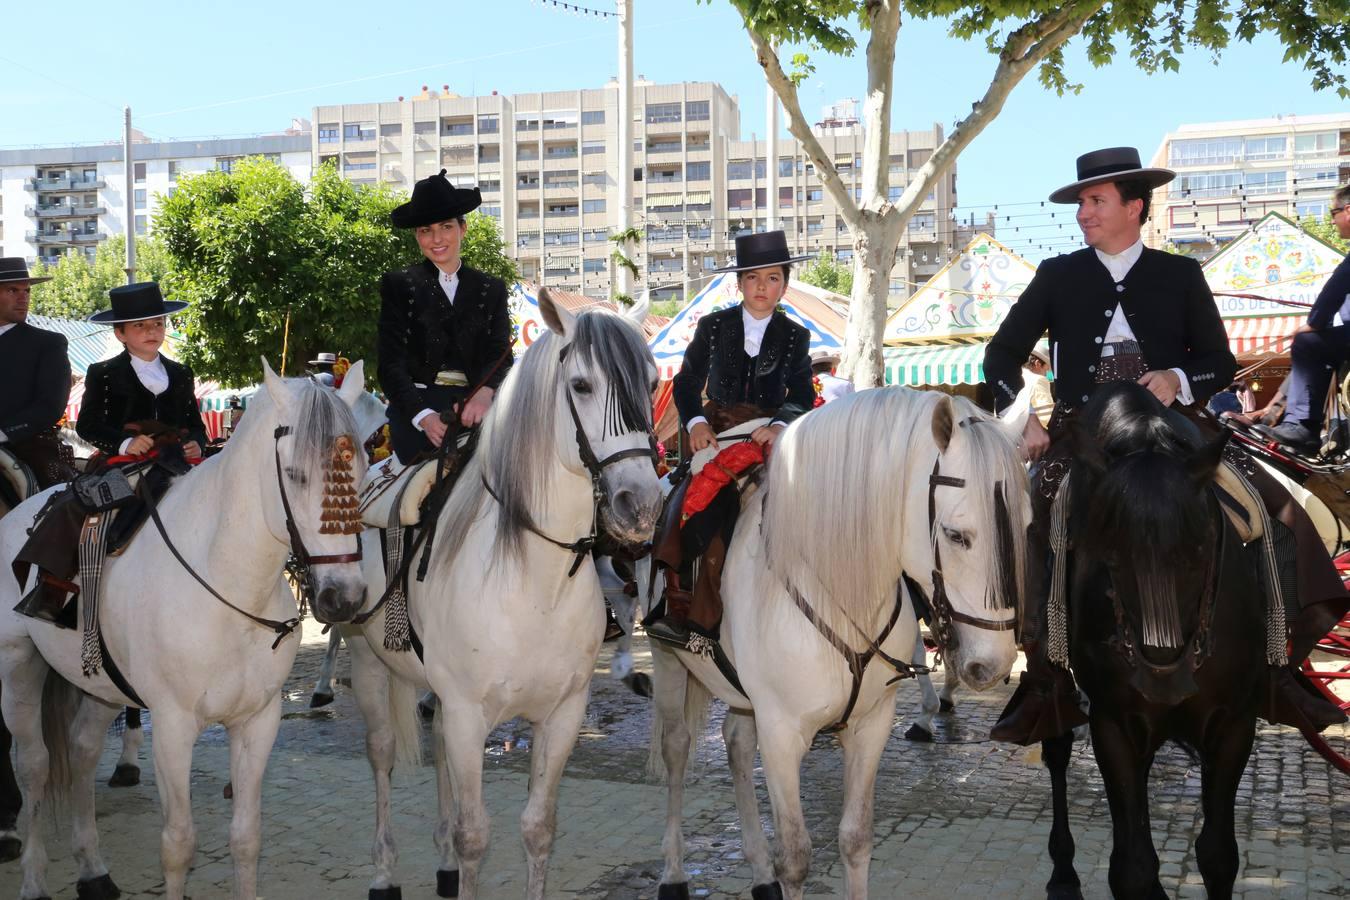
744,25,863,230
860,0,902,213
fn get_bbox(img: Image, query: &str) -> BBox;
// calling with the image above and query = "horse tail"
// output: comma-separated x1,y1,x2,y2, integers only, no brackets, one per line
40,669,82,814
386,671,423,773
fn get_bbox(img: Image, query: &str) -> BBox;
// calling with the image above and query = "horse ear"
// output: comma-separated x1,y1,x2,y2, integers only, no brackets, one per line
539,287,575,337
626,290,650,328
1186,431,1229,487
931,394,954,452
337,359,366,406
261,356,287,407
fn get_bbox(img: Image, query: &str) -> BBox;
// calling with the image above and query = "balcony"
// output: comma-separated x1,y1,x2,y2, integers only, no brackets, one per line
27,231,76,244
74,232,106,243
27,205,105,218
28,177,106,193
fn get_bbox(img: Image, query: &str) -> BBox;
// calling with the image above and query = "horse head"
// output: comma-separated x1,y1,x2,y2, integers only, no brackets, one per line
923,393,1030,689
535,287,663,547
252,357,370,624
1068,381,1227,661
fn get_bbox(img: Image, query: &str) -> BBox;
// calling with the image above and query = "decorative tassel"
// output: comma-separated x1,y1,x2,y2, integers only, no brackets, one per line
78,514,111,677
382,524,413,652
1046,474,1071,669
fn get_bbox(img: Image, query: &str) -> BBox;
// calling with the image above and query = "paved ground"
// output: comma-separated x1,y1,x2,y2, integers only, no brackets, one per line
1,621,1346,899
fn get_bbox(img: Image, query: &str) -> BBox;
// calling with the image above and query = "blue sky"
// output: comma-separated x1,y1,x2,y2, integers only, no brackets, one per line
2,0,1343,260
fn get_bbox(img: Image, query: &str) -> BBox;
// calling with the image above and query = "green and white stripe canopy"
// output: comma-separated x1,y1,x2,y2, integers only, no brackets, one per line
883,343,987,386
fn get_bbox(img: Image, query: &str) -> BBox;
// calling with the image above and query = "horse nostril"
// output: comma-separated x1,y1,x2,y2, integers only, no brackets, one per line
315,585,338,619
611,488,638,523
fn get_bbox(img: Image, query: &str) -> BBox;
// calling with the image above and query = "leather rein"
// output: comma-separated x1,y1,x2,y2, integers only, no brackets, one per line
142,424,362,648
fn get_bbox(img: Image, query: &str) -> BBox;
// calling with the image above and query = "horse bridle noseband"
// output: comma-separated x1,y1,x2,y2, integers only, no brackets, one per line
143,424,363,648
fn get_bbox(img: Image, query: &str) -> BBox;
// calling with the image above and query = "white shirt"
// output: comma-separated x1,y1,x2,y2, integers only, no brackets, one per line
415,262,463,430
0,323,11,440
1093,238,1194,406
687,307,780,432
118,353,171,454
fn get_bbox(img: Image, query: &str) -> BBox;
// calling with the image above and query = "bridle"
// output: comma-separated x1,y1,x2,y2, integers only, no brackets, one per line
144,423,363,648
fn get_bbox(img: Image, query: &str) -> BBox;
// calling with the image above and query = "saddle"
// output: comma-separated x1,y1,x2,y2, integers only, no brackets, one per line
358,430,475,530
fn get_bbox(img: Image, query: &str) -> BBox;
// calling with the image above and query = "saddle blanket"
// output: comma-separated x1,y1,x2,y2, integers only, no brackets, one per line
358,457,436,529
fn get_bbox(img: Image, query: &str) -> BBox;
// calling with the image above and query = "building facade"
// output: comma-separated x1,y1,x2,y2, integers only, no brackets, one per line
1147,112,1350,258
314,82,959,304
0,130,311,266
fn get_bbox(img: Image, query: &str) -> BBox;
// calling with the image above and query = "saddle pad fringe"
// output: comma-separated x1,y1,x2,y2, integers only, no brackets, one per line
381,488,413,653
78,513,112,676
1046,474,1071,669
1222,462,1288,666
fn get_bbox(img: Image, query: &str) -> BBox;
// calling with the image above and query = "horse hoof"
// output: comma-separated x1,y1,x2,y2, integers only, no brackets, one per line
76,873,122,900
310,691,335,708
751,883,784,900
0,834,20,862
939,698,955,712
436,868,459,897
903,723,934,742
107,764,140,788
369,887,403,900
626,671,653,698
657,883,690,900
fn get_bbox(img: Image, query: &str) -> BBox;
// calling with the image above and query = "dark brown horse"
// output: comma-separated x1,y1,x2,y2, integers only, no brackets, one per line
1043,382,1267,899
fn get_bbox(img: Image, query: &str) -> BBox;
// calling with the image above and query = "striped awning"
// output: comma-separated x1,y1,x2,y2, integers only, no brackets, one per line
884,343,986,386
1225,315,1301,357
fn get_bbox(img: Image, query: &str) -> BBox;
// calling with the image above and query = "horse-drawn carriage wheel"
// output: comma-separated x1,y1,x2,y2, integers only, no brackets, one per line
1300,610,1350,775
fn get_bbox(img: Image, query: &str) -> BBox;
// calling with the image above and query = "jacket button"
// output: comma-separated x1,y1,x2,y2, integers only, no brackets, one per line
1088,365,1096,373
1115,284,1125,292
1082,395,1090,403
1105,309,1113,317
1094,336,1103,344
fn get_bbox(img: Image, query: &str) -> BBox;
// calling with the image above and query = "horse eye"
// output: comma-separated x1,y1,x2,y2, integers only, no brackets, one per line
942,526,972,549
570,378,592,395
284,467,308,486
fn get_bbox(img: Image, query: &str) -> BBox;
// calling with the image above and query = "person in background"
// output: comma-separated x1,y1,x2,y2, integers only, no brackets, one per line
1023,343,1055,426
1207,381,1245,418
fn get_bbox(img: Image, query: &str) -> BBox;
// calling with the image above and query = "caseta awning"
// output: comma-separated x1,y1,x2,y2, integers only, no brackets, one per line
884,343,986,386
1225,314,1301,357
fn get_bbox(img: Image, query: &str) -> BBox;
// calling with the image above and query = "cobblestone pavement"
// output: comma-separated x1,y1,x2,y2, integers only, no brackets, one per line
1,621,1346,899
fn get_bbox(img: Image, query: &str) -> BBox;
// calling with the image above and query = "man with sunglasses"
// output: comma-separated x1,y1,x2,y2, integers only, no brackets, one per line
1259,184,1350,454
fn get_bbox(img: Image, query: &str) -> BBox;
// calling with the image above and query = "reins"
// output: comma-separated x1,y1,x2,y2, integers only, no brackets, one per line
142,424,363,649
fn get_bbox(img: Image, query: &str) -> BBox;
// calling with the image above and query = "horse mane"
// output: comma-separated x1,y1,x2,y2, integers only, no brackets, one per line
760,387,1027,637
437,308,654,565
231,376,361,487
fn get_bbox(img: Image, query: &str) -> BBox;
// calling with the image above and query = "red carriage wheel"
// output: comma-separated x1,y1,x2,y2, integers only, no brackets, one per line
1300,610,1350,775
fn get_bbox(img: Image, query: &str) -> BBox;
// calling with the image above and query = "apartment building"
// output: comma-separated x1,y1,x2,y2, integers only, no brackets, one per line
0,129,311,266
314,84,960,304
1147,112,1350,258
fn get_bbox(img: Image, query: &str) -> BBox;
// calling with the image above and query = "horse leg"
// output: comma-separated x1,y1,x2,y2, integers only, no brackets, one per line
521,689,589,900
939,654,960,711
723,711,774,893
439,708,490,900
226,694,283,900
432,707,459,898
67,697,122,899
1089,717,1166,900
1042,731,1082,900
1195,716,1256,899
905,632,938,742
149,711,202,900
310,630,343,708
348,633,403,898
757,719,812,900
0,681,23,863
650,645,693,897
837,697,895,900
2,653,54,900
109,707,143,787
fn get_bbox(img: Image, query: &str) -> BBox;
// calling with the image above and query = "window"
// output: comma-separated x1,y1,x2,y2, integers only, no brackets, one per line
478,144,500,163
477,116,499,134
888,185,903,201
544,170,578,188
515,113,540,132
165,161,178,181
545,143,578,158
703,255,717,270
1244,170,1287,195
413,121,437,135
727,189,753,210
687,134,710,152
134,162,146,182
779,187,793,209
1171,170,1243,199
1169,137,1242,167
380,123,402,137
779,159,794,178
755,159,767,178
583,199,606,213
217,157,238,174
1294,132,1337,156
343,123,375,141
581,110,605,125
688,224,711,240
806,219,823,235
518,233,540,248
584,229,608,243
727,160,753,181
318,125,339,143
836,248,854,262
755,188,767,209
518,146,539,161
909,212,935,232
583,258,606,273
647,139,681,154
546,202,579,217
1296,199,1329,219
685,100,709,121
481,205,501,218
134,215,146,235
1244,136,1285,161
645,102,682,124
582,172,606,186
1295,166,1338,187
443,119,473,136
648,167,680,184
478,179,501,193
805,188,823,202
907,149,931,169
542,111,578,130
518,172,540,189
544,231,580,245
134,189,146,209
634,168,643,182
582,141,605,155
344,153,377,171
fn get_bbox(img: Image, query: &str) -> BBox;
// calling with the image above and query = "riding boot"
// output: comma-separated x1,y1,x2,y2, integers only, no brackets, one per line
989,639,1088,745
647,568,695,647
13,572,79,630
1260,664,1347,733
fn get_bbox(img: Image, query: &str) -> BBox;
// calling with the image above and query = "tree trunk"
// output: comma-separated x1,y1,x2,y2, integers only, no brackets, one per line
843,214,902,388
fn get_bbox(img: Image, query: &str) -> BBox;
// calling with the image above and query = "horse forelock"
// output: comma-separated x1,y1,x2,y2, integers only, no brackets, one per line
287,377,362,479
568,311,655,438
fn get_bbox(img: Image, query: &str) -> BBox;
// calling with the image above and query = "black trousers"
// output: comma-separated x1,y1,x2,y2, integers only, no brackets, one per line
388,385,467,465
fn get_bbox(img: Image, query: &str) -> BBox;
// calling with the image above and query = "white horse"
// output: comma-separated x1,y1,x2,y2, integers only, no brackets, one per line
649,386,1032,899
343,289,663,900
0,361,371,900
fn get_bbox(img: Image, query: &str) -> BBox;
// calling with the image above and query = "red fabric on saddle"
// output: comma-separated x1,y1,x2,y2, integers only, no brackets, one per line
103,448,203,467
681,441,764,523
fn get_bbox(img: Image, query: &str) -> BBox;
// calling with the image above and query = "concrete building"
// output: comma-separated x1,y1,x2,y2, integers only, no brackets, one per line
0,127,311,266
313,83,960,304
1147,112,1350,258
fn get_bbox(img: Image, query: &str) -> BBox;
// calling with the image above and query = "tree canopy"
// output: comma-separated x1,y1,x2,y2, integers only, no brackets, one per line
711,0,1350,384
29,236,173,320
795,250,855,296
155,159,518,387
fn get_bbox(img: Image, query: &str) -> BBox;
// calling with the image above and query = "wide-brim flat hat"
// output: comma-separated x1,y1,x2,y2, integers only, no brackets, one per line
1028,343,1051,366
810,348,841,367
87,282,188,324
309,352,338,366
1048,147,1175,204
390,169,482,228
0,257,51,285
712,230,815,273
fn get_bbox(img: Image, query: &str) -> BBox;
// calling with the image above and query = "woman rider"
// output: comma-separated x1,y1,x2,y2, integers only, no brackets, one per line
648,230,816,649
